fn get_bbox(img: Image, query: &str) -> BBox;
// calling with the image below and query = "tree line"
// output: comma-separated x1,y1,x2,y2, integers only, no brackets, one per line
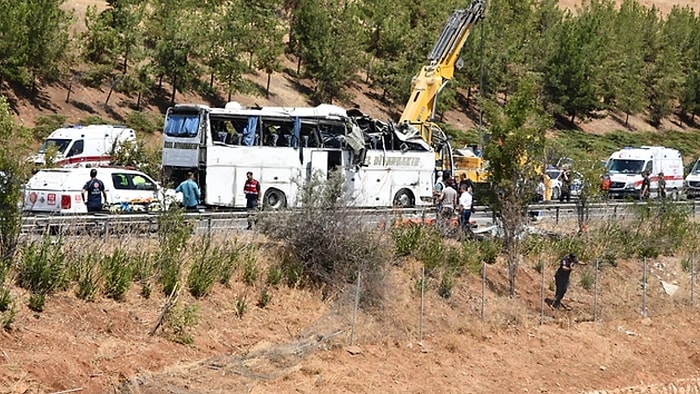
1,0,699,127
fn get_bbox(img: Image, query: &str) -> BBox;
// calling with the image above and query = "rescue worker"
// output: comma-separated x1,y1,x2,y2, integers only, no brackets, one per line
439,177,458,229
458,183,473,234
244,171,261,230
553,253,578,309
640,171,651,199
658,172,666,199
81,169,108,213
433,171,445,218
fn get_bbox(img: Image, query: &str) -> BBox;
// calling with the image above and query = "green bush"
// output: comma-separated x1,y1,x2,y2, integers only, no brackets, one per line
187,235,220,298
579,269,594,290
416,226,445,275
157,208,192,295
266,265,283,287
126,111,164,134
166,303,199,345
478,238,502,265
257,287,273,308
31,114,67,141
217,241,241,286
438,270,455,299
102,248,133,301
391,223,423,257
16,236,68,298
74,253,101,301
28,293,46,312
242,246,259,286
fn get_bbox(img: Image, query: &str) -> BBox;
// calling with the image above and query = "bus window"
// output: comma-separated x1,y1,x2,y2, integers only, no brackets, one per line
300,123,320,148
165,113,200,138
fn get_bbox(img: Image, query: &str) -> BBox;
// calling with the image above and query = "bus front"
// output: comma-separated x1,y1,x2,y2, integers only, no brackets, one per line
162,105,206,189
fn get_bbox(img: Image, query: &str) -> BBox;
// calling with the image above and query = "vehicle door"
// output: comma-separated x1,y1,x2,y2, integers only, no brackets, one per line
110,172,159,208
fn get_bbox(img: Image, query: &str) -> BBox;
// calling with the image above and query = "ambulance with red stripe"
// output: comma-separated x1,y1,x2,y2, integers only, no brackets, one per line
605,146,683,199
32,125,136,168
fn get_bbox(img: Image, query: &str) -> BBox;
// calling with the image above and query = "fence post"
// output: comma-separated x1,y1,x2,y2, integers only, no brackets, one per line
419,267,425,343
207,216,212,238
555,206,560,224
593,258,599,322
350,271,361,345
691,253,696,309
104,216,110,239
540,260,545,325
481,262,486,322
642,257,648,319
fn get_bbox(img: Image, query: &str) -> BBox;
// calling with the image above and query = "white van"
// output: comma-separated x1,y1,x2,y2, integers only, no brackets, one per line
32,125,136,168
685,158,700,199
605,146,683,199
23,167,176,214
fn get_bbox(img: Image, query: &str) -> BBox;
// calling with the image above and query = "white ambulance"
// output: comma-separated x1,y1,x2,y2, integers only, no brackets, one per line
32,125,136,168
685,158,700,199
605,146,683,199
23,167,177,214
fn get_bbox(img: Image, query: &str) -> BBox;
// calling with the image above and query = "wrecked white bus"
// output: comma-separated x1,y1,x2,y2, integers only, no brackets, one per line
161,102,443,209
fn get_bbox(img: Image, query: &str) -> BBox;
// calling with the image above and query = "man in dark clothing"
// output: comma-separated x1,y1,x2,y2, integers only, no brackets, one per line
81,169,107,212
559,169,571,202
553,253,578,309
640,171,651,199
244,171,261,230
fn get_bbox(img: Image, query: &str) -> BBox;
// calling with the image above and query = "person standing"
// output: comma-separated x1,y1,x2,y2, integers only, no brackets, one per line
458,183,473,234
81,168,107,213
553,253,578,309
244,171,261,230
175,171,201,211
439,178,458,228
433,171,445,218
657,172,666,199
559,169,571,202
640,171,651,199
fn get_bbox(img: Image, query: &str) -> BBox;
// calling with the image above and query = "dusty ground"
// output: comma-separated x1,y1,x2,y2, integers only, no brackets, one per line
1,228,699,394
1,2,699,393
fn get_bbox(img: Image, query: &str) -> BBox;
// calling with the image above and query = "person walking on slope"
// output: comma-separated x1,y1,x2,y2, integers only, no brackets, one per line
552,253,579,309
176,171,201,211
244,171,261,230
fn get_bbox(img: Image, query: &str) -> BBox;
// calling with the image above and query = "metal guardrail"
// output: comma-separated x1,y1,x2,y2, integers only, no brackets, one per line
21,199,700,236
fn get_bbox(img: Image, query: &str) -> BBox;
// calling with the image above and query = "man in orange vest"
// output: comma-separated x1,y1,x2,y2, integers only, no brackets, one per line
244,171,261,230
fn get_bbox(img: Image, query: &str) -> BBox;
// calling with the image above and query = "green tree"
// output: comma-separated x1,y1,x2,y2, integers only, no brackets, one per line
482,76,551,297
0,96,32,271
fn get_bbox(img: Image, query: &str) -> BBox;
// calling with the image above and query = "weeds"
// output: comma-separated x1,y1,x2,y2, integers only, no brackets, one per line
242,245,259,286
257,287,272,308
235,295,247,318
74,253,101,301
579,269,594,290
16,235,68,308
102,248,132,301
157,207,192,295
187,235,220,298
266,265,283,287
166,303,199,345
217,240,241,286
391,223,422,257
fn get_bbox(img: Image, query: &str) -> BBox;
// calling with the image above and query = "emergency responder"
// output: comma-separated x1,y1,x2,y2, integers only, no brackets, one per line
244,171,261,230
552,253,578,309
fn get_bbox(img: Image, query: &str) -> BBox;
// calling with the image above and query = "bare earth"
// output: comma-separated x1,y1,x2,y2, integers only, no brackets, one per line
1,1,699,393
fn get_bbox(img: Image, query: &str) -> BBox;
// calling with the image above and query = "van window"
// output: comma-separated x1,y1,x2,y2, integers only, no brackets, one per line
39,138,71,154
66,140,84,157
111,173,157,191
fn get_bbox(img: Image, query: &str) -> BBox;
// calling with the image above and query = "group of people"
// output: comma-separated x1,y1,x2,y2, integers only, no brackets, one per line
640,171,666,199
433,171,475,234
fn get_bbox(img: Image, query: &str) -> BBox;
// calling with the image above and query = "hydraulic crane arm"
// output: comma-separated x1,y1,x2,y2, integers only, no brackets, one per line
398,0,486,127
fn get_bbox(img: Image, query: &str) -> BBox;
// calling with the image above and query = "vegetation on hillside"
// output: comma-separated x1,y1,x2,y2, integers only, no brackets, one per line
3,0,700,131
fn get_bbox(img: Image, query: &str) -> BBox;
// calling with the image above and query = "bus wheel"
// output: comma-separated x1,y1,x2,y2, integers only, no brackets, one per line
393,189,414,208
263,188,287,210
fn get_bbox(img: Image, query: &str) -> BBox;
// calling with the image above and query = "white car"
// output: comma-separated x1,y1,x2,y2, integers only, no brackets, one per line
546,168,583,198
23,167,178,214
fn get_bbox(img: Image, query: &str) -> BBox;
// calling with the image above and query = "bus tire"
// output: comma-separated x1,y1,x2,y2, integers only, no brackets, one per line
393,189,415,208
263,188,287,210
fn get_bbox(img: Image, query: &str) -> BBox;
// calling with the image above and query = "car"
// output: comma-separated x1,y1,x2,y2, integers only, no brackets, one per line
23,167,179,214
545,168,583,198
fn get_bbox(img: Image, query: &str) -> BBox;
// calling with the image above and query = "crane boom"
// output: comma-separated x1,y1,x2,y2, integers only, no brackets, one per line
398,0,486,129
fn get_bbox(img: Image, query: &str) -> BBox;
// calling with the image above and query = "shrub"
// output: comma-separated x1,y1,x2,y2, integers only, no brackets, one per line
391,223,422,257
266,265,283,287
579,269,594,290
102,248,133,301
166,303,199,345
74,253,101,301
257,287,272,308
416,226,445,275
242,245,259,286
31,114,67,141
187,235,221,298
438,270,455,299
16,235,68,298
217,240,241,286
157,208,192,295
126,111,164,134
28,293,46,312
478,238,502,265
258,171,388,308
235,296,247,319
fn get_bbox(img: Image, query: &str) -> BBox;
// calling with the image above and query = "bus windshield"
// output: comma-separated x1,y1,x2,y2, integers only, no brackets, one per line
606,159,645,174
164,113,200,138
39,138,71,154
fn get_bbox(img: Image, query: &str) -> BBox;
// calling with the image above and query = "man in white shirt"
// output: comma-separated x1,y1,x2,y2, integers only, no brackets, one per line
458,184,473,233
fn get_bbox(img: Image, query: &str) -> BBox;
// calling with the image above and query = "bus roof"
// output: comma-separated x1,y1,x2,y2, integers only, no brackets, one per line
172,102,349,120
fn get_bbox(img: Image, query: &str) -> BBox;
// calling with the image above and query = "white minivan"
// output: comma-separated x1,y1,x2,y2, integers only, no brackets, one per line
685,158,700,199
23,167,177,214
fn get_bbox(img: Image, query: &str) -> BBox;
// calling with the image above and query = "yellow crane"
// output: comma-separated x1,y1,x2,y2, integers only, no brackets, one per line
395,0,487,179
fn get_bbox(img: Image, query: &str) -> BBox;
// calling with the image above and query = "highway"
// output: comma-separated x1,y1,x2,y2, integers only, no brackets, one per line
19,199,700,237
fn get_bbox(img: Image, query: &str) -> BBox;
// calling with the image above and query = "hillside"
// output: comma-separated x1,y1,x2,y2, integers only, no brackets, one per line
2,2,700,394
